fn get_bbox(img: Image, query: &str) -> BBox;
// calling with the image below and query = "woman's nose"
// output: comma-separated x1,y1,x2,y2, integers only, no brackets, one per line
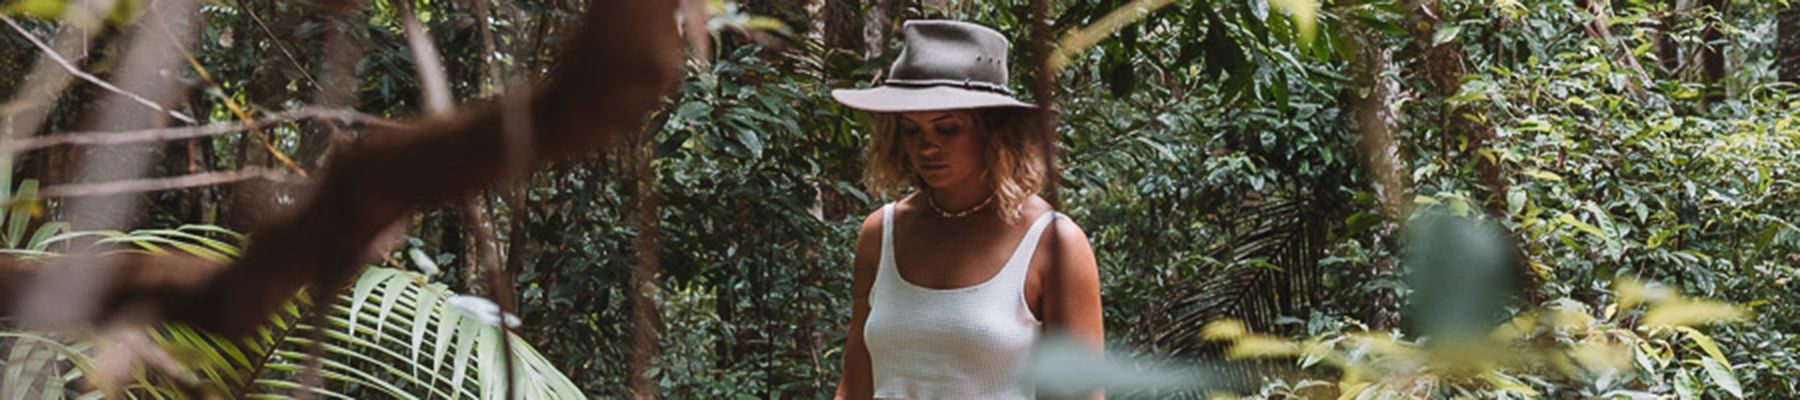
917,142,940,157
916,136,941,154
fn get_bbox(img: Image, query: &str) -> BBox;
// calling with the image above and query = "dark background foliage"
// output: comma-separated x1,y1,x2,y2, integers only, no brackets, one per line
3,0,1798,398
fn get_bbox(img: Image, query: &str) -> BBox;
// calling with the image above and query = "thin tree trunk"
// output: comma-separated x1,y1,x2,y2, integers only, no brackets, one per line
1406,0,1540,304
821,0,864,55
1700,0,1727,102
625,123,662,399
1658,0,1689,76
1779,4,1800,83
298,4,364,171
862,0,907,59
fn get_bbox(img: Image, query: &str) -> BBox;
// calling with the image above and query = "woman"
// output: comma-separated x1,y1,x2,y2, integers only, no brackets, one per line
831,20,1104,399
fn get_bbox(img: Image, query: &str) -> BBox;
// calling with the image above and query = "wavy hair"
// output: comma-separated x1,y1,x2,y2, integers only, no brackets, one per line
862,108,1052,222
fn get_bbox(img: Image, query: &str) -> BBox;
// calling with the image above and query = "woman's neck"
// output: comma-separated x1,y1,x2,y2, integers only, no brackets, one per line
926,184,993,214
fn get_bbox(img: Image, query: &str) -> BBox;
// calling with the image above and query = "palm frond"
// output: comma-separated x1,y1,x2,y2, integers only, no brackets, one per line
1,226,585,399
1140,195,1336,396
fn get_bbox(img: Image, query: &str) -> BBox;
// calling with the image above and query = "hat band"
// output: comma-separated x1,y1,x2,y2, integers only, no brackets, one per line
882,78,1014,96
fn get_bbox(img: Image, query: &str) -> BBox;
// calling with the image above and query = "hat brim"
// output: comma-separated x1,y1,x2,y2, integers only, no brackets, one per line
831,86,1036,113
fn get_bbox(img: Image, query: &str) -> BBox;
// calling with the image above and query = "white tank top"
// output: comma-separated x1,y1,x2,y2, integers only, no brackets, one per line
865,203,1056,399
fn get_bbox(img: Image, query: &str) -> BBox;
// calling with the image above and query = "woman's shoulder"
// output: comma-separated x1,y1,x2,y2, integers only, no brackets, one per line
856,195,917,237
1023,196,1093,260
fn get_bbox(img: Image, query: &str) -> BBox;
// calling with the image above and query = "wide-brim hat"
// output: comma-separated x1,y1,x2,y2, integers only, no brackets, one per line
831,20,1037,112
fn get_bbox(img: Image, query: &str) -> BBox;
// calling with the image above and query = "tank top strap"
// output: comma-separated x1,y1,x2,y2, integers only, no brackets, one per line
998,211,1060,280
874,202,896,272
881,203,895,256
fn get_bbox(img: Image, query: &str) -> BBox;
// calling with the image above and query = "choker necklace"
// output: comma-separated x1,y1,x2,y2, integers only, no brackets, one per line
926,193,994,219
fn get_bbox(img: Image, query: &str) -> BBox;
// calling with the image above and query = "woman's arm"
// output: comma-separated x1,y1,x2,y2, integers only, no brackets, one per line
835,211,883,400
1043,217,1105,399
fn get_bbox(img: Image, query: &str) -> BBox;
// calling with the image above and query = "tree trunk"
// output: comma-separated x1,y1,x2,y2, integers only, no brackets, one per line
1779,4,1800,83
1406,0,1540,304
298,4,364,171
862,0,907,58
1700,0,1727,102
821,0,864,55
1406,0,1504,216
1657,0,1689,76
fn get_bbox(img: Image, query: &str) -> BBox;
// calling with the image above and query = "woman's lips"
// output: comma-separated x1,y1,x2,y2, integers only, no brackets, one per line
918,164,949,172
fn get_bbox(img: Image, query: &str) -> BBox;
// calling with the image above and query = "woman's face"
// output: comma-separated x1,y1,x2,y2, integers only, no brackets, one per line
898,110,988,191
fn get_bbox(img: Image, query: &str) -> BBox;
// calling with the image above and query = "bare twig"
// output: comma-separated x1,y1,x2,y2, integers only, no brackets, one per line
1,0,121,147
0,13,196,124
489,85,534,400
13,5,203,397
1585,0,1656,97
398,0,453,114
40,168,298,198
232,0,322,90
0,1,682,377
472,0,505,93
4,108,393,154
407,1,517,397
1028,0,1061,207
152,25,310,179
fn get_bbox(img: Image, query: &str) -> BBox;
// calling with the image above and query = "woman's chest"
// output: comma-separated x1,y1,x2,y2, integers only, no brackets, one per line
890,223,1034,289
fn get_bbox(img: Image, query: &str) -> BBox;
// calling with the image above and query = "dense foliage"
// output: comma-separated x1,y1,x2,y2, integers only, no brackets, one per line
2,0,1798,398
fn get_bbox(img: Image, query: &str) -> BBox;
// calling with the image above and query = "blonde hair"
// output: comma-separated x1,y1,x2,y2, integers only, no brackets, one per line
862,108,1052,222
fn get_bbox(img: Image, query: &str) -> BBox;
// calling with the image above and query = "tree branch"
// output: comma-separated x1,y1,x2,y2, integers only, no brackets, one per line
0,13,196,124
3,108,393,154
39,168,298,198
0,0,682,348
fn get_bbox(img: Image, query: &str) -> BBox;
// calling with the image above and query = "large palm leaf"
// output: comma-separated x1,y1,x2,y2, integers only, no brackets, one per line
2,223,584,399
1137,196,1336,397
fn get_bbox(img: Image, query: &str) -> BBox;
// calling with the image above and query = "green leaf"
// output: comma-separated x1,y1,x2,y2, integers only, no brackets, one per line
1523,169,1563,182
1674,367,1702,399
6,179,38,249
1506,187,1527,216
1700,357,1743,399
2,0,66,18
1558,214,1606,239
1673,326,1731,367
1431,24,1462,46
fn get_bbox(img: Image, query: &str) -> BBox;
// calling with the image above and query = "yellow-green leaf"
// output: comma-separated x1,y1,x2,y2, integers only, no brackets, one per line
1226,335,1299,359
1558,214,1605,239
2,0,65,18
1524,169,1564,182
1201,319,1247,341
1643,299,1748,328
1673,326,1730,367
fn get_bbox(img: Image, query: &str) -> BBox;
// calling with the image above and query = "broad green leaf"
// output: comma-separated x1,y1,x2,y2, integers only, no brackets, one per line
1674,367,1702,399
1700,357,1743,399
1673,326,1731,367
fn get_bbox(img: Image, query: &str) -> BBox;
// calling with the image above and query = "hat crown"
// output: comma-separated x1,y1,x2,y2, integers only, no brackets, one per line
885,20,1012,95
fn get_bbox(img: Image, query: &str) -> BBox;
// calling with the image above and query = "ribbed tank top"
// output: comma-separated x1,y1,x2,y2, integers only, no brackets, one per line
865,203,1056,399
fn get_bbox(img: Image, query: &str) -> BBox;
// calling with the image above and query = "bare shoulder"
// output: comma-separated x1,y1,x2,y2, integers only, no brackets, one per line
1047,215,1093,250
856,206,884,240
1032,198,1096,275
850,206,887,294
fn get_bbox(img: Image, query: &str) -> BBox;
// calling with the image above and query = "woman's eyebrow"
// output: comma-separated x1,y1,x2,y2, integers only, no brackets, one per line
928,114,958,124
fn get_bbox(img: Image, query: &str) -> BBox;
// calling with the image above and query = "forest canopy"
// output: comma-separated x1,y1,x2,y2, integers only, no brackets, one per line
1,0,1798,398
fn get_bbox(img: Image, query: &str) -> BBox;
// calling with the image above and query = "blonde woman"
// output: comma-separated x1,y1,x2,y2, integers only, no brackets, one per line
831,20,1104,399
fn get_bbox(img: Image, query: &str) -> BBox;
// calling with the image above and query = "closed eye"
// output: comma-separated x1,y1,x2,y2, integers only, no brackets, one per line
899,121,922,136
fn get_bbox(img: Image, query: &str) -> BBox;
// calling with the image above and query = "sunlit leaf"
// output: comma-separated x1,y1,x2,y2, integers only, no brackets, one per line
1200,319,1247,341
1700,357,1743,399
1226,335,1299,359
1641,299,1748,328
